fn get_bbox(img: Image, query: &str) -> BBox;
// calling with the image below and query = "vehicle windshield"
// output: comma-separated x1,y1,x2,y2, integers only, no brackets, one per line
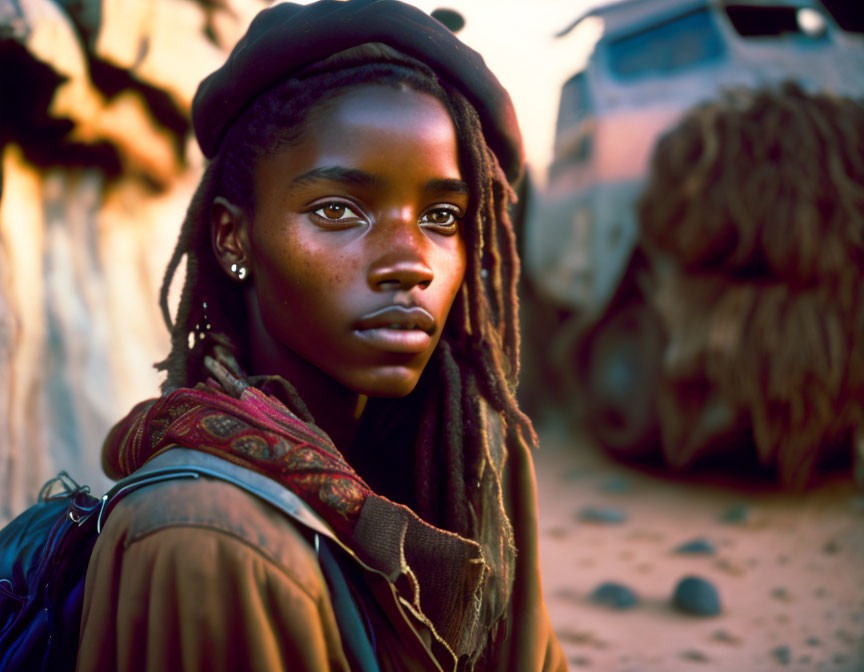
556,72,591,132
607,8,725,80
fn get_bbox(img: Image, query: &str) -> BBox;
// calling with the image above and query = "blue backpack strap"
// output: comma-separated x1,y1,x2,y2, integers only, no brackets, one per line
316,535,381,671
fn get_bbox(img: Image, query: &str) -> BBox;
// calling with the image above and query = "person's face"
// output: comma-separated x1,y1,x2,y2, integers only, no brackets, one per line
215,84,468,397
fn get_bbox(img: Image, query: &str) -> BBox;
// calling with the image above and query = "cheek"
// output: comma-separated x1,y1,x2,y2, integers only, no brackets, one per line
435,245,467,324
446,242,468,296
261,234,342,292
304,249,361,293
271,247,365,324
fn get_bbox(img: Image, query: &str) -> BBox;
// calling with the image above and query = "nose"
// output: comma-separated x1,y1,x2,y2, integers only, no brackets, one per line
367,218,434,292
368,256,434,291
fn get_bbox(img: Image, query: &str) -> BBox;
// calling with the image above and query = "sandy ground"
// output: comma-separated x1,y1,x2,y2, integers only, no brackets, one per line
534,415,864,672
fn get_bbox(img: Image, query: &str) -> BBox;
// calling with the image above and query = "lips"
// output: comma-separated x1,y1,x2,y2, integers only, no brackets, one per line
353,305,436,353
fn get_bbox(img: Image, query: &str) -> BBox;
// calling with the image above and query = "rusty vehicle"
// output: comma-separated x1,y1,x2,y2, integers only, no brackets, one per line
521,0,864,459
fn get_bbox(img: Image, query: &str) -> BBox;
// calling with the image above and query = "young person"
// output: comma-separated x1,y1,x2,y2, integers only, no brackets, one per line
76,1,566,670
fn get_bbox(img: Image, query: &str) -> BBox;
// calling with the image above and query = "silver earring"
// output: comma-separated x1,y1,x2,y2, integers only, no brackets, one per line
230,263,247,281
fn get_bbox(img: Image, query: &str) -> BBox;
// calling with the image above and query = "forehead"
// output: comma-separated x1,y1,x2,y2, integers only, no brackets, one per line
252,84,466,201
303,83,459,148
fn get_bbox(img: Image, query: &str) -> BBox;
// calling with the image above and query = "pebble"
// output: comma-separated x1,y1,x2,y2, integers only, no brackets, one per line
822,538,840,554
558,629,605,648
834,628,855,644
590,582,639,610
672,576,722,616
719,504,751,523
771,586,792,602
577,506,628,524
771,645,792,665
805,636,822,647
711,629,741,645
599,476,632,493
545,527,569,539
570,656,591,667
714,557,746,577
674,538,716,555
680,649,710,663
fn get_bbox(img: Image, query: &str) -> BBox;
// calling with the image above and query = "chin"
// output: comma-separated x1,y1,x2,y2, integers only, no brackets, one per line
350,367,423,399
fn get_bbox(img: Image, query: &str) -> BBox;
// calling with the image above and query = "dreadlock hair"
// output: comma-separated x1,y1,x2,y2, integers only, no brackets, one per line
156,47,537,654
638,82,864,487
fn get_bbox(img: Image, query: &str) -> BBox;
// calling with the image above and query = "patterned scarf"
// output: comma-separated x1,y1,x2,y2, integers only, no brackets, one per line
104,357,372,540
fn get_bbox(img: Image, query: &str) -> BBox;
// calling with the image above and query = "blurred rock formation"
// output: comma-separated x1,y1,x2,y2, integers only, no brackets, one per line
0,0,263,522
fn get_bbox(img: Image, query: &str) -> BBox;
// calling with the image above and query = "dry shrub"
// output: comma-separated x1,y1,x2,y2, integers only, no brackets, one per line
639,83,864,486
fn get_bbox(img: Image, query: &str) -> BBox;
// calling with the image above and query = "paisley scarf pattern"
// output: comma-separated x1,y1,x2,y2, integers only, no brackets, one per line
104,359,371,541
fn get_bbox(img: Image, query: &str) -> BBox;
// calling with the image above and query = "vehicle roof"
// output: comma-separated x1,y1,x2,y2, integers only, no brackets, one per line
556,0,825,39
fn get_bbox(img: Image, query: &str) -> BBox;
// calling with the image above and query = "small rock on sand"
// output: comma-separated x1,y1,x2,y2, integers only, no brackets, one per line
599,476,632,493
771,645,792,665
710,629,741,645
590,582,639,609
679,649,710,663
577,506,628,524
719,504,751,523
672,576,722,616
674,538,716,555
771,586,792,602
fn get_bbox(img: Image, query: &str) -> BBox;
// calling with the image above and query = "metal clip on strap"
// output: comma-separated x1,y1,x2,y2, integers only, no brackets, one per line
97,471,201,533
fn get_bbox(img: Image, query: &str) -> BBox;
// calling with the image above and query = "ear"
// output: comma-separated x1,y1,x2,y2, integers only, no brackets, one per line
211,196,252,282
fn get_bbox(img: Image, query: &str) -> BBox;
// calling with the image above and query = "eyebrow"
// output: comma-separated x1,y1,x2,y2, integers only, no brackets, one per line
425,178,469,195
292,166,380,188
291,167,469,195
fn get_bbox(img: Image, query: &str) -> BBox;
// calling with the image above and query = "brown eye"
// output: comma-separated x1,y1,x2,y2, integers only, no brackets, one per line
324,203,344,218
312,201,361,223
428,210,452,224
420,206,461,233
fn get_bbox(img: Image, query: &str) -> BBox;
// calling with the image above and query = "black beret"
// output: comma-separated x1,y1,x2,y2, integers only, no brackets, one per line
192,0,523,182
